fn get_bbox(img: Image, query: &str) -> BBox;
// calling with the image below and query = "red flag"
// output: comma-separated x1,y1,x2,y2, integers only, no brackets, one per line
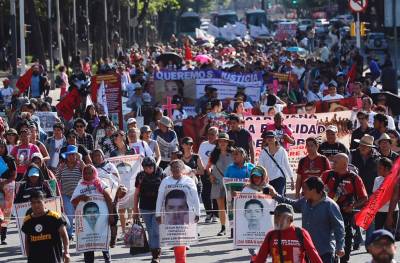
56,88,82,121
16,67,33,94
355,158,400,229
346,63,357,83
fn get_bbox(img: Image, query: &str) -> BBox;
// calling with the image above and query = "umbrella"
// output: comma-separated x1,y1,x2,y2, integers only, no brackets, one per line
286,46,307,53
155,52,183,67
371,91,400,116
194,54,213,64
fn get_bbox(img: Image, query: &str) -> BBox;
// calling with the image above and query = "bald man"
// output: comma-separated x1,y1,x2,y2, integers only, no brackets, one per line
321,153,368,263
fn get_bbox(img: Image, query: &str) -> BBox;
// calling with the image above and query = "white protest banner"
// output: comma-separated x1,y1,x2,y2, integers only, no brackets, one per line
159,186,198,247
245,111,352,170
234,193,276,249
233,22,247,37
34,111,59,133
75,195,110,253
14,197,62,256
107,155,142,208
207,24,220,37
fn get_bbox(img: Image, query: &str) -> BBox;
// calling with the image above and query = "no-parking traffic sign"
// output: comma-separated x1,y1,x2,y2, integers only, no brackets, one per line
349,0,368,12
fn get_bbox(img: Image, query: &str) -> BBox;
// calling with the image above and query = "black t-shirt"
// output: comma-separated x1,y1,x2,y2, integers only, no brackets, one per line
228,128,252,154
318,142,349,158
59,144,89,160
21,210,66,263
135,168,166,210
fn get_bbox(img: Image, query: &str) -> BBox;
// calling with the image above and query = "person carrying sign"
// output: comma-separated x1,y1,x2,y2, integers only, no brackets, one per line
21,190,70,263
254,203,322,263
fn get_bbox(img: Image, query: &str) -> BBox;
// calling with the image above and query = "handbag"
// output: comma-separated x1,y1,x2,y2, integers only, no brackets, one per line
136,106,144,128
127,219,150,255
264,148,286,179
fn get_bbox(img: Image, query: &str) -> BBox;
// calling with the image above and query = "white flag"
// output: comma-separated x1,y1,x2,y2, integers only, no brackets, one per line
97,80,109,115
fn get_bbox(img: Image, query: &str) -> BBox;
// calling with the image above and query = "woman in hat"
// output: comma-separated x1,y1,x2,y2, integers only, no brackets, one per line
4,128,18,153
0,139,16,245
206,132,234,236
56,144,85,240
387,130,400,154
140,125,161,165
258,131,294,196
152,116,178,169
171,95,188,140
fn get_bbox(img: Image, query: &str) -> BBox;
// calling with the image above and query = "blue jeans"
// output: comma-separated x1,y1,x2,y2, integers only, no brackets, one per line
320,252,334,263
62,194,75,237
270,177,286,196
141,209,160,249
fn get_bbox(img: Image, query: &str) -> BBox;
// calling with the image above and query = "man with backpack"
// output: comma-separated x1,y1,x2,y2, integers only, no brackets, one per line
321,153,368,263
254,203,323,263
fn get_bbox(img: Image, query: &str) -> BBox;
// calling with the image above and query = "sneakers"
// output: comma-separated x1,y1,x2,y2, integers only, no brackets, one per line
1,241,7,245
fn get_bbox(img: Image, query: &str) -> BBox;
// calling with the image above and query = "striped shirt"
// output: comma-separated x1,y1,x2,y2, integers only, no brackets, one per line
56,162,83,197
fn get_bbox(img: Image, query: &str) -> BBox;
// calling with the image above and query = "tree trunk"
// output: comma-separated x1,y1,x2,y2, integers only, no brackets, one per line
26,0,46,69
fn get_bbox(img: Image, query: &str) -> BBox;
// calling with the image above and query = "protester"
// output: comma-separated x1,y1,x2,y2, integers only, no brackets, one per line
366,229,397,263
296,137,331,198
254,203,323,263
318,125,350,160
140,125,161,164
59,129,91,164
21,190,70,263
152,116,178,169
265,112,294,150
71,164,114,263
206,132,234,236
322,153,368,263
133,157,166,263
350,111,373,150
258,131,294,195
99,122,116,157
181,136,204,197
270,176,345,262
127,128,153,157
198,127,218,223
45,122,67,171
0,139,16,245
74,118,94,151
227,114,255,163
156,159,200,263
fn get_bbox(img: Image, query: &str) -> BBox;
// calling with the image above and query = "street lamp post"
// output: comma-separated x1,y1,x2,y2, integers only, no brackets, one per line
48,0,54,85
19,0,25,74
10,0,17,76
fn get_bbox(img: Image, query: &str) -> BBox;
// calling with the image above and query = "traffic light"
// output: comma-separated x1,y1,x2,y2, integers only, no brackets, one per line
360,22,369,37
24,24,31,38
350,22,356,37
292,0,297,4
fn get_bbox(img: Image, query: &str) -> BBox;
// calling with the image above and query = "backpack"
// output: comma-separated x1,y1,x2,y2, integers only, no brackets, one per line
325,170,358,206
268,227,306,263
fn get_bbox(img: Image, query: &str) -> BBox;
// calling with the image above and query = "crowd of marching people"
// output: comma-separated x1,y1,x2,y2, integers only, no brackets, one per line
0,28,399,263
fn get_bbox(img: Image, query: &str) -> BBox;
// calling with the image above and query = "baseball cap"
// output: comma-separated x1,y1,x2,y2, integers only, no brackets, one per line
127,118,137,125
28,167,40,177
328,80,338,87
270,203,294,215
366,229,395,247
261,131,275,139
326,125,338,133
31,152,43,160
182,137,194,145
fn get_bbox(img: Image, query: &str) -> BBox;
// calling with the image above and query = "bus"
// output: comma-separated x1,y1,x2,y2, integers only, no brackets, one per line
178,12,201,37
215,11,238,27
245,9,267,28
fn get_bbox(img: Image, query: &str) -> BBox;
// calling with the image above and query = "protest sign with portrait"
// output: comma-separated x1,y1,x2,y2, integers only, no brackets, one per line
14,197,62,256
159,186,198,247
107,155,142,208
75,195,110,252
34,112,59,133
234,193,276,249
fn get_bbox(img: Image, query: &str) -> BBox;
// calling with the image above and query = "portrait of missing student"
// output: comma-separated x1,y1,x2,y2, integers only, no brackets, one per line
83,202,100,232
163,189,189,225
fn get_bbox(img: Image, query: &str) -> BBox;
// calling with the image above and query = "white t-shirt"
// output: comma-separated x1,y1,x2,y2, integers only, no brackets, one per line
129,140,153,158
322,94,344,101
198,141,216,166
50,139,64,168
96,162,120,198
373,176,398,212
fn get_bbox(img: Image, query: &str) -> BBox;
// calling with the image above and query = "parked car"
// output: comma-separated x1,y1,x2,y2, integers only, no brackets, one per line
365,32,388,52
336,14,354,25
315,19,330,35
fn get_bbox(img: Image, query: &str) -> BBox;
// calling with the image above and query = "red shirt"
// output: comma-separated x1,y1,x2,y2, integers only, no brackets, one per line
255,226,322,263
11,143,40,174
297,155,331,185
265,124,293,150
321,170,368,208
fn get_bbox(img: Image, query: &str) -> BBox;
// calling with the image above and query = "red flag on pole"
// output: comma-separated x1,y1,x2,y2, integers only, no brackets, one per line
56,88,82,121
346,63,357,83
16,67,33,95
354,157,400,230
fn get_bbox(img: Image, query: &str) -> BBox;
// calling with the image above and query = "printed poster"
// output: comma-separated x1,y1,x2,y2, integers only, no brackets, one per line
0,180,15,228
75,196,110,252
159,185,198,247
107,155,142,208
224,178,249,224
14,197,62,256
234,193,276,248
34,111,59,133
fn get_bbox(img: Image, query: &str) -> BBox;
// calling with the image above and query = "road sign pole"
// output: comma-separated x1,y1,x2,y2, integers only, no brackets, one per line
356,12,361,48
19,0,25,74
